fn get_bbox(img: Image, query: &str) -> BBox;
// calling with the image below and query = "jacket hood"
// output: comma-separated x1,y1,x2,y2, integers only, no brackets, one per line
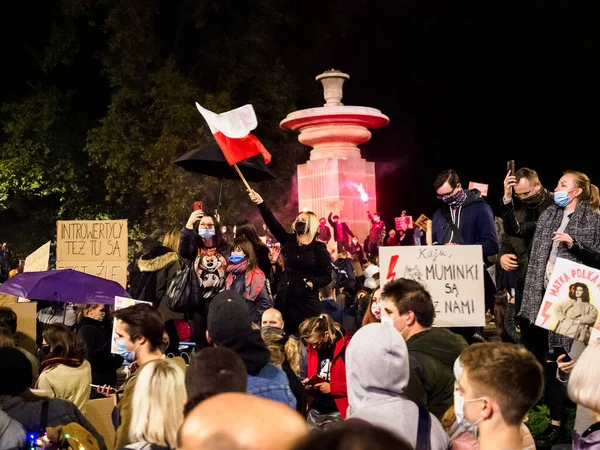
346,323,409,415
461,189,483,208
406,328,467,367
137,246,180,272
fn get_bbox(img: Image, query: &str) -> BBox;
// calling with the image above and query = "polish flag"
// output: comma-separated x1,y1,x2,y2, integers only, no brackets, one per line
195,103,272,166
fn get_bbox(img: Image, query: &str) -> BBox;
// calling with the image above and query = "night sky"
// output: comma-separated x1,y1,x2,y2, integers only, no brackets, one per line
3,1,600,237
290,1,600,226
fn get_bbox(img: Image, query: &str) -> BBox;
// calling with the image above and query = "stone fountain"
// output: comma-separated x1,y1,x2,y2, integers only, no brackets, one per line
280,69,389,249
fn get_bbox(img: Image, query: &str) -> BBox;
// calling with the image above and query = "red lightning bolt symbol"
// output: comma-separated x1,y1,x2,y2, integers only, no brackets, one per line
540,301,553,326
387,255,399,281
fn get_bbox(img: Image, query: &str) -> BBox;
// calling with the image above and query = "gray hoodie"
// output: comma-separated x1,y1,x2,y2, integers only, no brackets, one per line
0,409,26,450
346,323,451,450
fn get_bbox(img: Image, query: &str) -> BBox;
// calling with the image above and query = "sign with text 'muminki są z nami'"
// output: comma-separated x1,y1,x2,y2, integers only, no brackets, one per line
379,245,486,327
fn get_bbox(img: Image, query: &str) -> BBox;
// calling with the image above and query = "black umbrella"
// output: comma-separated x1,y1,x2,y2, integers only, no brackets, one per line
175,142,276,182
175,141,276,214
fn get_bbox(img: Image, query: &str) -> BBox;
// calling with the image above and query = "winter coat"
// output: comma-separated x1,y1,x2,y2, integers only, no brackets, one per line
227,268,272,324
332,258,356,293
320,299,344,325
128,245,184,322
328,213,355,243
178,228,231,313
257,203,332,334
520,202,600,351
499,189,554,291
0,394,107,450
404,328,468,420
75,317,124,386
367,212,386,246
346,323,451,449
432,189,499,258
306,330,350,418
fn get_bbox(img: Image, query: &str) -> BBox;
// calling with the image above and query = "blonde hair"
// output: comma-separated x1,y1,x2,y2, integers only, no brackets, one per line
76,304,101,323
299,314,341,346
129,359,186,448
162,229,180,252
292,211,319,243
261,329,300,376
564,170,600,210
568,339,600,413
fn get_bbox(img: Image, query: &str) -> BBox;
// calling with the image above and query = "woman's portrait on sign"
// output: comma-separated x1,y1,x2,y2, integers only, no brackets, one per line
552,282,598,344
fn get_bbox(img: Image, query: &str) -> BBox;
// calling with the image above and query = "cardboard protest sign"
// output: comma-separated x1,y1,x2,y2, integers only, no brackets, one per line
395,216,413,231
379,246,485,327
414,214,431,231
468,182,488,196
24,241,51,272
4,302,38,355
111,296,152,354
56,220,128,287
535,258,600,344
81,397,116,450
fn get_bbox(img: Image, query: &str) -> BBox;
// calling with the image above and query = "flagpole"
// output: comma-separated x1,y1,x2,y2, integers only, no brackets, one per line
233,164,251,191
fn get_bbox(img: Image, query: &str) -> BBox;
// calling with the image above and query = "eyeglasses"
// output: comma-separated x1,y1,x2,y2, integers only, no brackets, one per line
436,186,457,200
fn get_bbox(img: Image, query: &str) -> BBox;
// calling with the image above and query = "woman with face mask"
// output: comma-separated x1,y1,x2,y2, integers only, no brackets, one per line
225,237,273,324
519,170,600,447
74,304,124,394
299,314,351,429
361,287,381,327
180,208,231,349
249,190,332,335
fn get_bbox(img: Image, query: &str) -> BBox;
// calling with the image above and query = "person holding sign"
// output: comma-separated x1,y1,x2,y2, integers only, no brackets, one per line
519,170,600,448
432,169,499,343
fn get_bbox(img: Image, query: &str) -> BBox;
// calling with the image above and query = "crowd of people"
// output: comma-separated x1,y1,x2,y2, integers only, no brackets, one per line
1,166,600,450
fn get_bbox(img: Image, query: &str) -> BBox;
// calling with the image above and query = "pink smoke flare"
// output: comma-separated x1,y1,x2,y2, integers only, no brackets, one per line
356,183,369,202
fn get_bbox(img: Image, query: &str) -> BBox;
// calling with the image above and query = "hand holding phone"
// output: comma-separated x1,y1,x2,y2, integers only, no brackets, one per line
302,375,326,388
507,160,515,176
193,201,203,211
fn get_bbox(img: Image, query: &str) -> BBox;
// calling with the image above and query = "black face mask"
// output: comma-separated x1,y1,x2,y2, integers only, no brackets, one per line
294,222,306,235
520,187,545,206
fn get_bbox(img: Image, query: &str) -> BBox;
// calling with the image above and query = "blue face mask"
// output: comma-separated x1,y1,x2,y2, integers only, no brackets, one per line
228,254,246,264
198,228,216,239
554,190,574,207
116,340,136,363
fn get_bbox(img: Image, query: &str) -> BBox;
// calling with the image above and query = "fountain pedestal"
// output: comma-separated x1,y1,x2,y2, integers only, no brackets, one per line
280,70,389,252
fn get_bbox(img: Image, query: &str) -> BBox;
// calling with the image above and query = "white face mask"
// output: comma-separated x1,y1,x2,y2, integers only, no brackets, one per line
454,389,485,429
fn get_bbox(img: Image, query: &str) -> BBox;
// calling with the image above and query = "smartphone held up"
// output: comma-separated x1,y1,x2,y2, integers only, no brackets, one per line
507,160,515,176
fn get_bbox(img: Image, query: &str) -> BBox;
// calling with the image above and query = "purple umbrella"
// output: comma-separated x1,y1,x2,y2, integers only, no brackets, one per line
0,269,130,305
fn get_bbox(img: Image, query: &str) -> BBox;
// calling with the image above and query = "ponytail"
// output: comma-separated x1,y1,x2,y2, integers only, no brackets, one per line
588,184,600,211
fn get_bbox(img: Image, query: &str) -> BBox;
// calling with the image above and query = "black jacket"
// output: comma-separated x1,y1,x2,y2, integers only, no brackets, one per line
500,189,555,290
128,246,183,321
328,213,355,242
75,317,124,386
404,328,468,420
258,203,332,334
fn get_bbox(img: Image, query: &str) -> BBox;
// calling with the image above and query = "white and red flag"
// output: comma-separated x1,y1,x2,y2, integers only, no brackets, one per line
195,102,272,166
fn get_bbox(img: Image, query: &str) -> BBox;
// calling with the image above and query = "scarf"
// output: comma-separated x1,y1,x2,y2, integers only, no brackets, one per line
225,260,266,302
38,355,85,375
520,202,600,349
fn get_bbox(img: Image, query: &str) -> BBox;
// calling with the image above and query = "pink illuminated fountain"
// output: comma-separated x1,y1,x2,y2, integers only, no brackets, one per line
280,69,390,247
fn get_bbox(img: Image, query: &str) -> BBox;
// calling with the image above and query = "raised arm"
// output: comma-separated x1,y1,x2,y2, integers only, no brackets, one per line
249,190,292,244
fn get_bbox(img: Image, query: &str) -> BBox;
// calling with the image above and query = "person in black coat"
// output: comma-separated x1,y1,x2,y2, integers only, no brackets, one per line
179,210,231,349
74,305,124,389
249,190,332,336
